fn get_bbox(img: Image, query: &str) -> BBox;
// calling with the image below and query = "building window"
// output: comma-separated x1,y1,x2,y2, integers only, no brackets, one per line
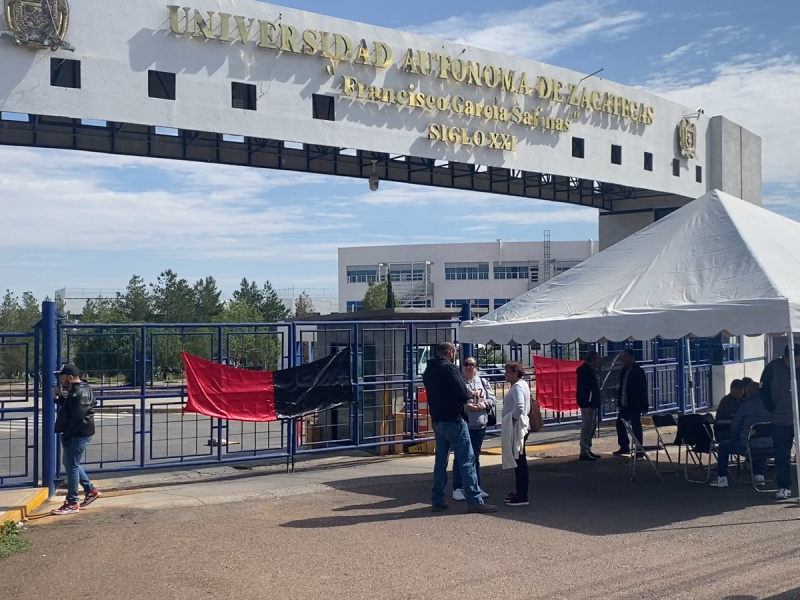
50,58,81,89
673,159,680,177
644,152,653,172
444,299,470,309
494,299,511,310
654,207,679,222
148,70,176,100
611,144,622,165
553,260,581,276
232,82,257,110
712,335,741,364
346,268,377,283
387,267,425,282
472,299,490,311
312,94,335,121
572,137,585,159
494,265,529,280
346,301,363,313
696,165,703,183
444,263,489,281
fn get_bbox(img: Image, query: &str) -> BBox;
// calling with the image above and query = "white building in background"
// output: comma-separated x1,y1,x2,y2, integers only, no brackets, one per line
338,240,598,314
277,288,339,316
56,288,120,317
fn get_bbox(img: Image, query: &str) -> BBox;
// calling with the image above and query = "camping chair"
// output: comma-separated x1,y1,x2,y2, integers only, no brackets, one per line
675,413,717,484
739,422,778,493
622,419,665,482
649,413,680,475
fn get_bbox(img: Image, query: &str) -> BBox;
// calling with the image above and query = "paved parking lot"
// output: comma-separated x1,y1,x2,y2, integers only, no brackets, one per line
3,445,800,600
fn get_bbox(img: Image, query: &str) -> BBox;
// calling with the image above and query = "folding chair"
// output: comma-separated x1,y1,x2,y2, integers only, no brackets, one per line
739,422,778,493
649,414,680,476
676,413,717,484
622,419,665,482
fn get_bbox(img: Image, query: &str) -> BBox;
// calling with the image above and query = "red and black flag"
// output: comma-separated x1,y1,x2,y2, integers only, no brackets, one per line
182,348,353,422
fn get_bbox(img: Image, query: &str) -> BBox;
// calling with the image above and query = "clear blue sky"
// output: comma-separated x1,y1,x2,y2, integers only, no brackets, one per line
1,0,798,300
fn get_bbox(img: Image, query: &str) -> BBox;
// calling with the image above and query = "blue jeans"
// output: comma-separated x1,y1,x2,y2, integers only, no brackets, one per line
717,439,766,478
452,428,486,491
432,421,483,507
772,425,795,491
61,436,95,504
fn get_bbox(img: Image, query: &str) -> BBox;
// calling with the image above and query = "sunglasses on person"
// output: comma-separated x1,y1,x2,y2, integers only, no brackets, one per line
464,362,477,368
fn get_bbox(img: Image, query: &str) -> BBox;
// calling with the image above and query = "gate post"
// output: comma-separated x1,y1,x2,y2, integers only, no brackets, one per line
459,303,473,362
41,301,57,498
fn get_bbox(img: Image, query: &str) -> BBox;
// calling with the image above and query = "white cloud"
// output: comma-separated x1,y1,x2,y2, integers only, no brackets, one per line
0,147,354,259
646,54,800,184
412,0,646,60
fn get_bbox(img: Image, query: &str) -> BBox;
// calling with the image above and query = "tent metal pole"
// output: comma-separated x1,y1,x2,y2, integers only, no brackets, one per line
686,338,696,413
786,336,800,503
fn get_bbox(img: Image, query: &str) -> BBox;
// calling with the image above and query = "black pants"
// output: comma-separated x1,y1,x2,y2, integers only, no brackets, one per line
616,407,643,450
515,435,529,501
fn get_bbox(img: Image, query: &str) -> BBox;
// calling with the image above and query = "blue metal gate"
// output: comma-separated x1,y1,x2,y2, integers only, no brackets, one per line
0,332,39,488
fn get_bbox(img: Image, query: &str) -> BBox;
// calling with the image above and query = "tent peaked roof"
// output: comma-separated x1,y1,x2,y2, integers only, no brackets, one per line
461,190,800,344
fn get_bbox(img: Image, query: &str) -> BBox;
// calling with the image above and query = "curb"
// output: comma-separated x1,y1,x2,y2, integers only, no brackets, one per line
0,488,48,524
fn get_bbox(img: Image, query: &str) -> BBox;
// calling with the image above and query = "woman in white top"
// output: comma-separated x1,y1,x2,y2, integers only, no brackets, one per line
451,357,496,501
502,361,531,507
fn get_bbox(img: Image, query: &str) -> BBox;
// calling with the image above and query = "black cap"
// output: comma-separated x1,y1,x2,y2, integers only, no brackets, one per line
54,364,80,377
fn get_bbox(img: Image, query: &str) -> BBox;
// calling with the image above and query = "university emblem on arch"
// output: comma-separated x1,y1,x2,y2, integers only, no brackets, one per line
679,117,697,159
2,0,74,51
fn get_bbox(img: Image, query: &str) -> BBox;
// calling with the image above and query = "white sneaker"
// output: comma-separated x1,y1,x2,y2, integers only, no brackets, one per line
710,476,729,488
479,490,489,499
754,475,765,485
776,488,792,500
452,489,466,501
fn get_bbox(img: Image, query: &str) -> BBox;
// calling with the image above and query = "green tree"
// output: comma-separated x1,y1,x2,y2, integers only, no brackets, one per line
118,275,152,322
193,276,224,323
260,281,290,322
362,281,399,311
232,278,262,308
232,278,290,322
0,291,40,381
294,291,316,318
73,298,133,383
150,270,195,323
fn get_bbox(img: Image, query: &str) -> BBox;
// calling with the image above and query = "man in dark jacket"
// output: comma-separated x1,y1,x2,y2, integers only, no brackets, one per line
711,381,772,488
51,364,101,515
423,343,497,514
714,379,745,442
576,351,602,461
760,344,800,499
613,349,649,455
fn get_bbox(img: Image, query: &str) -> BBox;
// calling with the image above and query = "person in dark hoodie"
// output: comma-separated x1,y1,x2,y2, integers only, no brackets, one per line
423,343,497,514
51,364,101,515
760,344,800,500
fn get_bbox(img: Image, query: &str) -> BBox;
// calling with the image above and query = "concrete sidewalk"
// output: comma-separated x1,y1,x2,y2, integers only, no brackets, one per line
0,488,47,525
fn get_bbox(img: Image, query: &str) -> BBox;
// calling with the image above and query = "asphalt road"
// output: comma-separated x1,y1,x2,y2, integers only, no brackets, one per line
3,453,800,600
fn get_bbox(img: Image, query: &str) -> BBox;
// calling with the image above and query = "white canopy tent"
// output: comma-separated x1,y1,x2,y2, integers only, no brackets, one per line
462,189,800,494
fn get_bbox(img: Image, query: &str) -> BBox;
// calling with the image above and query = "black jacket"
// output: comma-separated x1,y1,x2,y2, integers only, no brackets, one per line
54,381,96,442
617,364,649,413
422,357,471,423
576,362,602,409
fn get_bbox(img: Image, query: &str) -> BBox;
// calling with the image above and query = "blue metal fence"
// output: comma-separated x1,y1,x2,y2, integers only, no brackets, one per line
0,332,39,488
0,304,715,490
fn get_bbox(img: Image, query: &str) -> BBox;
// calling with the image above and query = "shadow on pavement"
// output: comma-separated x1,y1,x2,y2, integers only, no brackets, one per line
280,454,794,535
725,587,800,599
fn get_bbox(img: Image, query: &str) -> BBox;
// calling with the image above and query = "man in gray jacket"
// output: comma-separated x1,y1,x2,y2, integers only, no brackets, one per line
711,381,771,489
760,344,800,499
